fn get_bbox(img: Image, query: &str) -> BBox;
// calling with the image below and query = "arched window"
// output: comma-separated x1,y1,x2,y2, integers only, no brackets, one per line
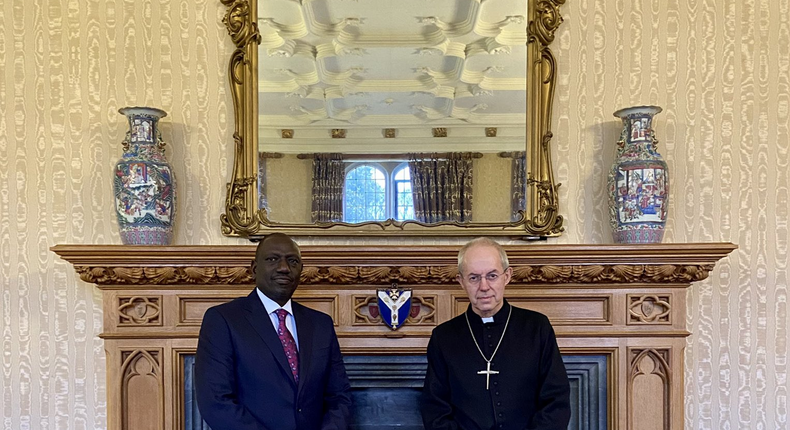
343,162,415,222
393,164,414,220
344,164,387,222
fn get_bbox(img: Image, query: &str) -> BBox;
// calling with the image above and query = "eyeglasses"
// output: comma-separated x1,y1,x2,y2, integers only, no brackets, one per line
462,271,505,285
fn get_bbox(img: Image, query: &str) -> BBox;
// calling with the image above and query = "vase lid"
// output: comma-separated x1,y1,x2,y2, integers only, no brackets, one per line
613,105,662,118
119,106,168,118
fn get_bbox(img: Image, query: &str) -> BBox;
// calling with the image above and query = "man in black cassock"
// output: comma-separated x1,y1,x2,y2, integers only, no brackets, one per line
420,238,571,430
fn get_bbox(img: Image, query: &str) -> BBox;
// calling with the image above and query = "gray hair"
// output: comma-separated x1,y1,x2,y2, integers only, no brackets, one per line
457,237,509,274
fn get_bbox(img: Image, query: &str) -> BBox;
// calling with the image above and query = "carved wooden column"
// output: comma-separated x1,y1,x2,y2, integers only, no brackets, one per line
53,243,735,430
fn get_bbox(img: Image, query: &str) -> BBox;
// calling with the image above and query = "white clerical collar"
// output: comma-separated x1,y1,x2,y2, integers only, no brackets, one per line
481,316,494,323
256,288,294,316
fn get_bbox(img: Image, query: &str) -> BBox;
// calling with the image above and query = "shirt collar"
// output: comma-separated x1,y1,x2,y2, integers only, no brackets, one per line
255,288,294,316
466,299,510,325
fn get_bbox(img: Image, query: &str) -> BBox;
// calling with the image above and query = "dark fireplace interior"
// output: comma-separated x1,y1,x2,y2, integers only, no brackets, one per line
185,354,606,429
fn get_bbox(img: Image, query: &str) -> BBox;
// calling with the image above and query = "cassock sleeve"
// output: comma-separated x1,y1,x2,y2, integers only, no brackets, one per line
420,332,459,430
195,307,271,430
320,324,353,430
526,315,571,430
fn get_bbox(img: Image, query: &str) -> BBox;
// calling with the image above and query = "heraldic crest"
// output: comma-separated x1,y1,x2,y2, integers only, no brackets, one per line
377,286,412,330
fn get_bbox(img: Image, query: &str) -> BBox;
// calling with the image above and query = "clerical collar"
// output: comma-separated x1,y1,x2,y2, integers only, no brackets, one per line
468,300,511,325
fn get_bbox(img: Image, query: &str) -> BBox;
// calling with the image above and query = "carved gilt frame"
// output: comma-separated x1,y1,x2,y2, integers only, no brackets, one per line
219,0,566,238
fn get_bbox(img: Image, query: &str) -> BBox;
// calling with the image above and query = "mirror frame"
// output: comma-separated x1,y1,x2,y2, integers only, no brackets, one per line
219,0,566,238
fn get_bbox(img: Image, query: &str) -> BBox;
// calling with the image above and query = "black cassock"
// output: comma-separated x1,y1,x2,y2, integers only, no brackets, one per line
420,300,570,430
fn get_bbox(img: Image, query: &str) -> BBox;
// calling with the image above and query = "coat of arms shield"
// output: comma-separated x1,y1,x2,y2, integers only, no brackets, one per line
377,288,412,330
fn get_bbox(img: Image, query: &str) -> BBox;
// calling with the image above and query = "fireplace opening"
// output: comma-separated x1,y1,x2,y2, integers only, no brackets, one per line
185,354,606,430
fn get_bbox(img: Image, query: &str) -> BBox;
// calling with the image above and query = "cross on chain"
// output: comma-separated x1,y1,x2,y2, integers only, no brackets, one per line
477,361,499,390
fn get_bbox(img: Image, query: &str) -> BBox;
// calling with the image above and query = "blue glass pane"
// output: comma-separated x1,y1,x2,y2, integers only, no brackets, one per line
393,166,414,221
345,165,387,222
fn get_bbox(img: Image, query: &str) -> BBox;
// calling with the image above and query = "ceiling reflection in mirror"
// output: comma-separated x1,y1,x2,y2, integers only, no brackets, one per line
256,0,528,224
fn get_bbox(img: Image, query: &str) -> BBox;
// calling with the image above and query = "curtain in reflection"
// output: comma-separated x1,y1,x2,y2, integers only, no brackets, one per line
408,153,473,223
311,153,345,222
511,151,527,222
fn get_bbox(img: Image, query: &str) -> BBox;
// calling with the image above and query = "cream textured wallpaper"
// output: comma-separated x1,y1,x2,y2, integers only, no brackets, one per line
0,0,787,429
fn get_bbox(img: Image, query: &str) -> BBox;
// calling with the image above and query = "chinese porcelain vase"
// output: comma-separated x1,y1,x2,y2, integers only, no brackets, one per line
607,106,669,243
113,107,176,245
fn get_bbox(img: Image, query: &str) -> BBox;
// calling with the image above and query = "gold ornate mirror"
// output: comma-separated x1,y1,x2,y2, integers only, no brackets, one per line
220,0,565,238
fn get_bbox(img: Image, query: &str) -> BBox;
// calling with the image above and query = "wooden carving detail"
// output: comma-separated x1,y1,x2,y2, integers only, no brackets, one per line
354,295,437,325
75,263,715,285
120,349,164,430
510,264,715,284
628,295,671,324
628,348,671,430
302,265,458,285
118,296,162,326
76,266,252,285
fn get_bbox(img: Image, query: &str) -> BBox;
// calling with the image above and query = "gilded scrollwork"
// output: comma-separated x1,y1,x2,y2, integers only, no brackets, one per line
529,0,566,46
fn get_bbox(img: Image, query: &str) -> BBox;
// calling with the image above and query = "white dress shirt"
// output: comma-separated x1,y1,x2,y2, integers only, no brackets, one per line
256,289,299,350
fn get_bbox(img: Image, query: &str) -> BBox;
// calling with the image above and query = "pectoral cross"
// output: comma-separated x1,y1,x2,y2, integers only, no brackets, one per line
477,361,499,390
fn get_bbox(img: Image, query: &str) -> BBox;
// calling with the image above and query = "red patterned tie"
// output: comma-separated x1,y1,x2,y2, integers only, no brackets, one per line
275,309,299,383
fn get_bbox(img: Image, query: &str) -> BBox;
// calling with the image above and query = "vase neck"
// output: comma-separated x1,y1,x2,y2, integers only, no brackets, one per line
124,114,161,145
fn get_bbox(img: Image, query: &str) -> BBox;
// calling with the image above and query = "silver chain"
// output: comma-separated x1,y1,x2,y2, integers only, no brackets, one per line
464,305,513,365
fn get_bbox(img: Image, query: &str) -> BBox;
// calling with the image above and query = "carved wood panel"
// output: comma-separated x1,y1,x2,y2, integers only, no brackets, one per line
628,348,671,430
118,296,162,326
628,295,672,324
353,294,436,326
120,349,164,430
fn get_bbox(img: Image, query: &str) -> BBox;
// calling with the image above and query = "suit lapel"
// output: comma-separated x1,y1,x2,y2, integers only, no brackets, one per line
293,302,313,395
243,290,296,387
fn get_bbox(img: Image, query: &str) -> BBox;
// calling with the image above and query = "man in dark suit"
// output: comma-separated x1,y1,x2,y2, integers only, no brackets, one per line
195,233,352,430
420,237,570,430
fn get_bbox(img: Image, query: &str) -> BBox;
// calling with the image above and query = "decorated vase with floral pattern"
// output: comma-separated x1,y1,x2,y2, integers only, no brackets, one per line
607,106,669,243
113,107,176,245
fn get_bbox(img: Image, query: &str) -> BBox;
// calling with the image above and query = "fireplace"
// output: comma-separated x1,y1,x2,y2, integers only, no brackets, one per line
52,243,735,429
183,354,607,430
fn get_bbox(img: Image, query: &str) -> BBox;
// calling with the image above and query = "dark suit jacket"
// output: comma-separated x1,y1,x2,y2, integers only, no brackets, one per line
195,290,352,430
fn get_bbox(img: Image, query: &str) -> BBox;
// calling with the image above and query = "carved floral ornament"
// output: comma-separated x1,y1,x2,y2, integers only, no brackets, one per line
354,295,437,325
118,296,161,325
629,295,671,323
75,263,716,286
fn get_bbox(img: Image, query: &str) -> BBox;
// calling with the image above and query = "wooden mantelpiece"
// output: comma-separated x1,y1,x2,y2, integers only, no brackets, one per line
53,243,735,430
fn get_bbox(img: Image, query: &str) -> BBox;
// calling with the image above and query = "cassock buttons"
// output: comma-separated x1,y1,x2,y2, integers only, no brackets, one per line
497,401,502,406
498,413,503,418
